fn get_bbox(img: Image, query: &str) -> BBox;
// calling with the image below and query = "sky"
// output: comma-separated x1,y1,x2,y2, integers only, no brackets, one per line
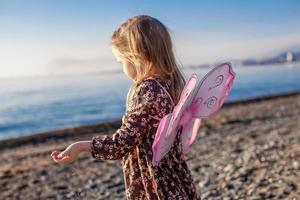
0,0,300,78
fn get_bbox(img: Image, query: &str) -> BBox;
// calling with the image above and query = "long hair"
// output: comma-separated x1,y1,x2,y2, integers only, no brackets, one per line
110,15,186,105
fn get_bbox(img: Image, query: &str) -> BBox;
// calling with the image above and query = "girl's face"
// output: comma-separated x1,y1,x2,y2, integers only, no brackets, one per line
112,48,137,81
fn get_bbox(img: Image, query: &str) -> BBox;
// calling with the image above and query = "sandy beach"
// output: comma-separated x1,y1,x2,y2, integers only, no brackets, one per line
0,92,299,200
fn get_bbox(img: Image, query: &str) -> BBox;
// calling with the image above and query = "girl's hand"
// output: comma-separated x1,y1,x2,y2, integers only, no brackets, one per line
50,142,82,164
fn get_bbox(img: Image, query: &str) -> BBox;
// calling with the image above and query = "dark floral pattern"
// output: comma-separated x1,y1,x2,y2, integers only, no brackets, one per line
91,77,200,200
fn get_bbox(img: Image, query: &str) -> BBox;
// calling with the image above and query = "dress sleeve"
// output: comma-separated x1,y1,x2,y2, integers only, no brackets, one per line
90,80,162,160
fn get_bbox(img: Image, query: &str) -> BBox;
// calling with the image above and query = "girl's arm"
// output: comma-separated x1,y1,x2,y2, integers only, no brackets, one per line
51,140,92,163
78,140,92,152
90,82,159,160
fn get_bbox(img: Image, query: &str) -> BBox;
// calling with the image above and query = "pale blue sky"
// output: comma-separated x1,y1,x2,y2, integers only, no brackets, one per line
1,0,300,78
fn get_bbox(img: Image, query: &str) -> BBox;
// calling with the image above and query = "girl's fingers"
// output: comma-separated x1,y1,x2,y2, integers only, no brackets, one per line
51,150,63,161
58,155,73,164
51,152,60,159
51,148,75,164
51,151,60,157
57,151,66,159
51,150,60,157
52,155,59,161
52,156,61,163
51,153,60,160
52,155,69,163
50,149,73,164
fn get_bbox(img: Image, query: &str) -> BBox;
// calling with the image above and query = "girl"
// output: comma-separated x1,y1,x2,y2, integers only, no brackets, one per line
51,15,200,200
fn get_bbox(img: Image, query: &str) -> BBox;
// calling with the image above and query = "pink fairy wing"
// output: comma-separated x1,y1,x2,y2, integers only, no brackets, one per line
167,74,198,136
152,63,235,165
181,62,235,154
152,75,198,166
181,118,202,155
192,62,235,118
152,113,176,166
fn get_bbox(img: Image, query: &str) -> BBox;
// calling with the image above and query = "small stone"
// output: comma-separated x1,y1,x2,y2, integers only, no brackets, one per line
200,131,207,137
40,175,47,181
66,192,75,198
247,188,254,195
224,164,233,172
198,178,210,188
201,191,211,199
268,178,273,183
225,175,232,181
292,161,299,170
223,196,232,200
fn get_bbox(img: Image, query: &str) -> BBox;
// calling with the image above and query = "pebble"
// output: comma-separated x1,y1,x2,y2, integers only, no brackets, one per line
223,196,232,200
292,161,299,170
224,164,234,172
198,178,210,188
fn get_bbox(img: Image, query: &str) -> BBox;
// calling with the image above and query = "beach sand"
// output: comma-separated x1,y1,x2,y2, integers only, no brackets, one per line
0,92,299,200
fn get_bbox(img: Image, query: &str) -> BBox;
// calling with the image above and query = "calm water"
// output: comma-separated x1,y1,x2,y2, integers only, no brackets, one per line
1,64,300,139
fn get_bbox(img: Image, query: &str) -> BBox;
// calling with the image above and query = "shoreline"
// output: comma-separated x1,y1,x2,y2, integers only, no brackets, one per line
0,90,299,150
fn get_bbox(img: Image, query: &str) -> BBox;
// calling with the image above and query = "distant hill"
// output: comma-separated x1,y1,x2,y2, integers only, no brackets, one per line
241,44,300,66
186,45,300,69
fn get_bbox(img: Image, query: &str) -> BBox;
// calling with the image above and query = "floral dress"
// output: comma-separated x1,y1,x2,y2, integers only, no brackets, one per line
90,76,200,200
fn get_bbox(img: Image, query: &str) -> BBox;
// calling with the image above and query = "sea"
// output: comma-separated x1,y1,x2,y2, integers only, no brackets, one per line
1,64,300,140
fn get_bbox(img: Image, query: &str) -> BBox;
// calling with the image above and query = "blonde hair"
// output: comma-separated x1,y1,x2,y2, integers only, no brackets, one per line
110,15,186,105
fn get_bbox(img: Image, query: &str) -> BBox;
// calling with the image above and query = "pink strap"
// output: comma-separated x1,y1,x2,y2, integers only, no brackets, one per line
152,79,175,107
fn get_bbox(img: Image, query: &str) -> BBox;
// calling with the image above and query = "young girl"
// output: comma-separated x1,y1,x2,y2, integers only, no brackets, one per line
51,15,200,200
